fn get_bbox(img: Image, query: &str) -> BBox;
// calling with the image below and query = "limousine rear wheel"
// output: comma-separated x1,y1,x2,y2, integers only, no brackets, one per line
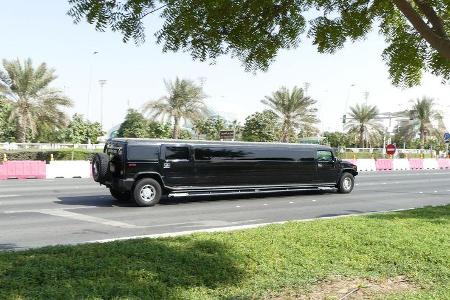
133,178,162,207
338,172,354,193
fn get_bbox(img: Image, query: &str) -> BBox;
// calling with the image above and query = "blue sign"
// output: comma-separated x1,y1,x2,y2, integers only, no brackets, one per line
444,132,450,141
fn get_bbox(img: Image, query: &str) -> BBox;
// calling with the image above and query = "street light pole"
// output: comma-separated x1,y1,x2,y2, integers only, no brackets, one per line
99,80,107,129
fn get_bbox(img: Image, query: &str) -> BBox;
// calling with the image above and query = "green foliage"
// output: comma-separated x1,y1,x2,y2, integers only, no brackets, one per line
143,78,207,139
148,121,172,139
0,58,73,142
117,109,172,139
0,98,15,142
398,97,443,149
117,109,151,138
262,86,318,143
0,205,449,298
323,131,352,148
241,110,280,142
67,0,450,87
193,116,229,140
345,104,383,148
59,114,104,144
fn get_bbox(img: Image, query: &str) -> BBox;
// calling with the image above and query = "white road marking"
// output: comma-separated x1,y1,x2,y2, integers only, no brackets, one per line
263,203,268,206
0,195,20,198
235,205,241,208
5,209,143,229
434,191,438,193
312,199,317,202
419,192,424,194
289,201,294,204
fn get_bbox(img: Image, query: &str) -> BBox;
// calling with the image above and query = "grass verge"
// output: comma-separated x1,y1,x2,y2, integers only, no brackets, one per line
0,205,449,299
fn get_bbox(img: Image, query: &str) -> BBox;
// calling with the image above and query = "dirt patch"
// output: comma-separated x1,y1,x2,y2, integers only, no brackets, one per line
270,276,418,300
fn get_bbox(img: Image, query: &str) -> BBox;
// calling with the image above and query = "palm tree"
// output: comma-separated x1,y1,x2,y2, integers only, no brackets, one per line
345,104,383,148
0,59,73,142
143,78,207,139
261,86,318,143
406,97,441,149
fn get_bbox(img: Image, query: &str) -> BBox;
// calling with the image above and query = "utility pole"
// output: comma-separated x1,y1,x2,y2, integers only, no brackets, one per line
99,79,107,129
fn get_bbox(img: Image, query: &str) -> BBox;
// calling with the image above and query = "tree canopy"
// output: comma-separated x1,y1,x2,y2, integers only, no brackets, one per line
68,0,449,87
0,58,73,143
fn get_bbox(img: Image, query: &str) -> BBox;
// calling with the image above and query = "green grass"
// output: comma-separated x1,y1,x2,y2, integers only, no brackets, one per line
1,205,449,299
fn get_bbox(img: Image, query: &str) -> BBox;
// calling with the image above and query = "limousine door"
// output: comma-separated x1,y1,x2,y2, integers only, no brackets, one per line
161,145,196,187
316,150,339,184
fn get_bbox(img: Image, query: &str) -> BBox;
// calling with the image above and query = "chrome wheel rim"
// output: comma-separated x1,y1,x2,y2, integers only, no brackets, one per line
343,177,352,190
140,185,156,202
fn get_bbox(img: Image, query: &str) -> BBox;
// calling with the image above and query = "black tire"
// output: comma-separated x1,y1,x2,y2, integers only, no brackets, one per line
109,188,131,202
92,153,109,183
337,172,354,194
133,178,162,207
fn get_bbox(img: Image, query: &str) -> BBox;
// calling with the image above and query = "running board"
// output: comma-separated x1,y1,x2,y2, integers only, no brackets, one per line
168,186,335,197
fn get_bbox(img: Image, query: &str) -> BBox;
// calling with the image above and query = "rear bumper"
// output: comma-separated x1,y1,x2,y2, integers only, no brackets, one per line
104,178,135,192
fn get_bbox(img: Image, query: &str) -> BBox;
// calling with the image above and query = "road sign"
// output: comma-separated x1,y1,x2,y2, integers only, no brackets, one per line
386,144,396,155
444,132,450,142
219,130,234,140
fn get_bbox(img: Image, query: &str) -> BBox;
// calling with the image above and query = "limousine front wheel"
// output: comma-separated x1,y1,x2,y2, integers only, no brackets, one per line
133,178,162,207
338,173,354,194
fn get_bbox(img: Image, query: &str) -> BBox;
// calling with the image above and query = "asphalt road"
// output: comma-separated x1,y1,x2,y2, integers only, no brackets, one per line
1,170,449,250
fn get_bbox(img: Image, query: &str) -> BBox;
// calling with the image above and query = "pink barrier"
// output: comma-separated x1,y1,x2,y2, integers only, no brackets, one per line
0,161,46,179
408,159,423,170
375,159,393,171
437,159,450,169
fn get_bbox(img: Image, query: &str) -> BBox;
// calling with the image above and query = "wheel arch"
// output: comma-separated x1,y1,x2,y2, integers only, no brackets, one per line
133,172,167,192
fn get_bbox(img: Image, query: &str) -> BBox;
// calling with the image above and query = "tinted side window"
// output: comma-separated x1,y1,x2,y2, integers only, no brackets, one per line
317,150,333,162
166,146,189,160
127,145,159,161
194,147,246,160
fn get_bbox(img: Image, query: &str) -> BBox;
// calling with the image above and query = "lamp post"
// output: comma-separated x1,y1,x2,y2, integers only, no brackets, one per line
99,80,107,129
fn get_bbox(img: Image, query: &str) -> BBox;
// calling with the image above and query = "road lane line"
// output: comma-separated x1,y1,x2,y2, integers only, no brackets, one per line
4,209,143,229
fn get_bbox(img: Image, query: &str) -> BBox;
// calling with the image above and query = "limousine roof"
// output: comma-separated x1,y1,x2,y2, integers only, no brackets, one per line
110,138,332,150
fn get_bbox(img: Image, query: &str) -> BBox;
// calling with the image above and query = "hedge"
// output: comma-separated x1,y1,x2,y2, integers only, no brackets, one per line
0,149,102,162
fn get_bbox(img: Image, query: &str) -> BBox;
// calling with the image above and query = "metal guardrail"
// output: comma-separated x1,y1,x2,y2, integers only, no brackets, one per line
0,143,105,151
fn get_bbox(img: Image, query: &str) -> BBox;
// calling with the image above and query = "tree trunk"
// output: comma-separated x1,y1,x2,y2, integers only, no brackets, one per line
172,117,180,139
16,117,27,143
420,127,425,149
281,119,290,143
392,0,450,60
359,125,364,148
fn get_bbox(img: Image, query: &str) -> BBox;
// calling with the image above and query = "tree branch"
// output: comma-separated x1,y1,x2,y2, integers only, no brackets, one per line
140,4,168,20
392,0,450,60
413,0,448,38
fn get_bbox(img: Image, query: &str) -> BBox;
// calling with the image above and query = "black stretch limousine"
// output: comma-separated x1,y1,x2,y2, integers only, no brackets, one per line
92,139,358,207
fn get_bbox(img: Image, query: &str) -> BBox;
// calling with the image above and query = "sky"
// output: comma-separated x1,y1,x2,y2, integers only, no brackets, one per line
1,1,449,134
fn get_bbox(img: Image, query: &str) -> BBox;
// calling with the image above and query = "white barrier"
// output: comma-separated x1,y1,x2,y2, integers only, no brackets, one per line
356,159,376,172
46,161,91,178
422,158,439,170
392,159,410,171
